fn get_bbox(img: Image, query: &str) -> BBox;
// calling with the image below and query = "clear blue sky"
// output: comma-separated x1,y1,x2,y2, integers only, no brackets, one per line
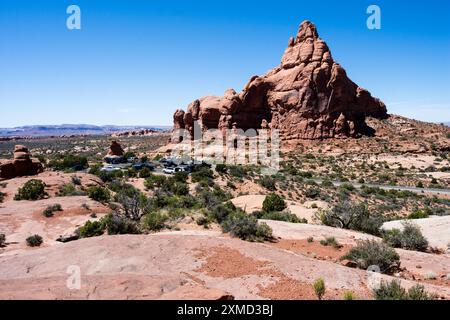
0,0,449,127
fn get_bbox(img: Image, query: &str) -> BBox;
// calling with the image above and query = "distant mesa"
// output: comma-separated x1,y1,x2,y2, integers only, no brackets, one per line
173,20,388,141
0,145,43,180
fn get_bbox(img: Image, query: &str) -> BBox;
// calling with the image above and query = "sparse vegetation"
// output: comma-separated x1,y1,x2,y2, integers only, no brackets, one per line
320,236,342,249
26,234,43,247
14,179,47,201
262,194,287,213
87,186,110,203
374,280,437,300
221,211,273,242
319,202,383,236
313,278,326,300
42,204,63,217
0,233,6,247
342,240,400,274
382,222,428,252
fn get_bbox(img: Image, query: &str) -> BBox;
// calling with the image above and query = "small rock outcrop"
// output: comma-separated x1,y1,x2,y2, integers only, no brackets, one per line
107,141,124,157
173,20,387,141
0,145,43,179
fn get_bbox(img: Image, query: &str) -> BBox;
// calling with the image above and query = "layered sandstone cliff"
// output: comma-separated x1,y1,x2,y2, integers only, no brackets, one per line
173,20,387,141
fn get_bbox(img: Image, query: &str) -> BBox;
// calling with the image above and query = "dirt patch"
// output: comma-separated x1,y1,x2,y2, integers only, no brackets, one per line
257,274,346,300
270,239,352,262
194,246,272,279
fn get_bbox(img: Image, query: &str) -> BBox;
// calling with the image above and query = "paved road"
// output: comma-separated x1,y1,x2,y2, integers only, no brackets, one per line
312,179,450,196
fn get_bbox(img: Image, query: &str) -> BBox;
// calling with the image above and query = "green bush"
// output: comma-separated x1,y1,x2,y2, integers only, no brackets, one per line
209,202,236,223
320,236,342,249
262,194,287,212
342,240,400,274
221,212,273,242
142,211,168,231
57,183,86,196
259,176,276,191
383,222,428,252
87,186,110,202
374,280,436,300
304,187,321,199
14,179,47,201
215,164,228,174
174,171,189,183
191,166,214,183
139,167,152,178
319,202,383,236
343,291,356,300
313,278,326,300
256,210,306,223
76,219,107,238
26,234,43,247
106,214,141,235
49,154,88,171
43,204,63,217
407,209,429,219
144,174,167,189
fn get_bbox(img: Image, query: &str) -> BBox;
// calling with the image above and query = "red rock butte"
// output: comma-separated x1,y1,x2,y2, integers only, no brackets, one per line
173,20,388,141
0,145,43,180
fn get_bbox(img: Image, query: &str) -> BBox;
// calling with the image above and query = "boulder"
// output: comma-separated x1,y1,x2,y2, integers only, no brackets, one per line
107,141,124,157
0,145,43,179
173,20,387,141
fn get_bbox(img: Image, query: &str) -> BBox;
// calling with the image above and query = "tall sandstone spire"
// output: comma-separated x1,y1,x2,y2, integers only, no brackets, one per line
173,20,387,140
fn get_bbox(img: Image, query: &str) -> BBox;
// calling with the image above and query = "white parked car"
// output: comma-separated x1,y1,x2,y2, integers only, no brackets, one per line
163,167,176,174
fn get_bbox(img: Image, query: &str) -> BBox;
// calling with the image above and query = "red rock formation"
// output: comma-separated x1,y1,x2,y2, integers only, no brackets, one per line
173,20,387,140
0,145,43,179
107,141,124,157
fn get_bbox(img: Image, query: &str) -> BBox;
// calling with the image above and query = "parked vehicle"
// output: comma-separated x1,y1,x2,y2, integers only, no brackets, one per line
133,162,155,171
100,165,121,172
163,167,176,174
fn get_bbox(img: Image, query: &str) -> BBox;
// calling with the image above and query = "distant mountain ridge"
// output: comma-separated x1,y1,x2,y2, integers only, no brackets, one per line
0,124,171,137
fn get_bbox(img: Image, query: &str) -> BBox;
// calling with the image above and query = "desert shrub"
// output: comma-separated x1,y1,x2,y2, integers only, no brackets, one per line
173,171,188,183
382,222,428,252
76,217,109,238
374,280,436,300
262,194,287,212
169,181,189,196
0,234,5,246
307,236,314,243
87,186,110,202
26,234,43,247
319,202,383,236
49,154,88,171
259,176,276,191
215,164,228,174
139,167,152,178
43,204,63,217
209,202,236,223
14,179,47,201
144,174,167,189
342,240,400,274
0,191,5,203
340,183,355,191
228,165,246,179
416,181,424,188
320,236,342,249
304,187,321,199
321,179,334,188
407,209,429,220
57,183,86,196
313,278,326,300
257,210,306,224
343,291,356,300
142,211,168,231
106,214,141,235
191,165,214,183
221,212,272,242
